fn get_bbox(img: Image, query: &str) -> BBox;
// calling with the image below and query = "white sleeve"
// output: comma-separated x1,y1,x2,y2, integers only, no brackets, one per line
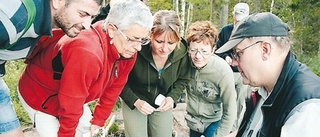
281,99,320,137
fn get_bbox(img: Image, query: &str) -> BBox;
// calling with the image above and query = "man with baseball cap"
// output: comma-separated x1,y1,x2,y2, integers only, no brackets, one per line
216,12,320,137
215,2,250,132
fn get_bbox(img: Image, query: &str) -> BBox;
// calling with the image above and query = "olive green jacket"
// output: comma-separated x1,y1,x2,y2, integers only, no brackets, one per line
120,41,191,109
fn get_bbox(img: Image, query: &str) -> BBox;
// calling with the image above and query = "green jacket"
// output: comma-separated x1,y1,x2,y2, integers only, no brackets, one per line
186,54,237,137
120,41,191,109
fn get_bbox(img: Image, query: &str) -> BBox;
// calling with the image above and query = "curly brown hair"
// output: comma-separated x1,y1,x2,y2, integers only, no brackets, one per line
186,21,218,49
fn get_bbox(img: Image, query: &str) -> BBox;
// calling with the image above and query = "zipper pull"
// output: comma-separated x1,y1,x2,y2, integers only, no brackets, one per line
115,63,118,78
115,69,118,78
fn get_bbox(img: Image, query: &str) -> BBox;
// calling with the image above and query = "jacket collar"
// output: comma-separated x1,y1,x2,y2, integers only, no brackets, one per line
262,51,299,107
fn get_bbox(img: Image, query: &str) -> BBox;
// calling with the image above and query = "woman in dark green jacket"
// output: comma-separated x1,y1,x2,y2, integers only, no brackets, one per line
120,10,190,137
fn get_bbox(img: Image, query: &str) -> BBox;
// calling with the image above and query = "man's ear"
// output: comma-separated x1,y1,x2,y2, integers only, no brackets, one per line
51,0,65,10
107,23,117,38
261,41,272,61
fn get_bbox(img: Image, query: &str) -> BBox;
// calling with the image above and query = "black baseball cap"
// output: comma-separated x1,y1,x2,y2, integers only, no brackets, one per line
215,12,289,53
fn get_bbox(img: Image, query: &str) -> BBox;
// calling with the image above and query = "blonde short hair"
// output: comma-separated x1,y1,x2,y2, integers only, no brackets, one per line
151,10,181,46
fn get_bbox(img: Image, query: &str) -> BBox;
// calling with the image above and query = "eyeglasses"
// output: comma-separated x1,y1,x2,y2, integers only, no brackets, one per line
231,41,263,61
114,25,150,45
188,48,212,56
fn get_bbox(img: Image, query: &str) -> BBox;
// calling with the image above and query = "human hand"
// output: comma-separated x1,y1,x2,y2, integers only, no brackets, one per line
90,124,104,137
157,97,174,112
225,56,232,65
134,99,156,115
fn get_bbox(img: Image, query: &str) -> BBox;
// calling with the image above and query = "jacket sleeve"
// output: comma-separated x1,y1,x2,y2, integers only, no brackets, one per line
119,54,147,109
281,100,320,137
119,82,140,109
166,53,191,104
214,69,237,137
90,55,136,126
57,41,103,137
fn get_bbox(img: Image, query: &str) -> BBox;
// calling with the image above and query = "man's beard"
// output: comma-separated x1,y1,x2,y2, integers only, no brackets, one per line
54,12,83,38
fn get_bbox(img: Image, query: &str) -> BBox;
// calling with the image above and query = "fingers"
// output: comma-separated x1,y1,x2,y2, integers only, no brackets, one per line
134,99,155,115
225,56,232,65
157,97,174,111
141,103,156,115
90,124,103,137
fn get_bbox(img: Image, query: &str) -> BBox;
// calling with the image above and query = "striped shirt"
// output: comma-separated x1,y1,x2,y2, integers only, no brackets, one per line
0,0,51,75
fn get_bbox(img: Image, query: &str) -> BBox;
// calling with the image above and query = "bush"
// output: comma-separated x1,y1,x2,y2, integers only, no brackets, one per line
296,53,320,76
3,60,32,127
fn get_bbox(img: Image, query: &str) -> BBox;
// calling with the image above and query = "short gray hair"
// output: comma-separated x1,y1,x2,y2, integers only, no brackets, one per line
103,0,153,31
250,36,291,51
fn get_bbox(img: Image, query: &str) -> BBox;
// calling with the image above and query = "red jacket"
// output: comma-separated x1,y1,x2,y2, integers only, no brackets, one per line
18,22,136,137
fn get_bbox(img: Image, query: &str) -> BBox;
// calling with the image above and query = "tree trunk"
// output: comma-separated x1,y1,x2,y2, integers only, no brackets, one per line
186,2,193,34
270,0,275,13
181,0,186,37
255,0,261,12
175,0,179,14
172,0,175,10
221,0,229,26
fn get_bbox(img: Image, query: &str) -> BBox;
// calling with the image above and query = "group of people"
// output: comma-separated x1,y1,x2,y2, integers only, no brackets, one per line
1,0,320,137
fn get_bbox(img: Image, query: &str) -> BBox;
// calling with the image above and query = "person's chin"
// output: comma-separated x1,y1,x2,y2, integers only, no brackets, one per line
241,77,251,85
121,53,133,58
65,28,81,38
194,62,205,68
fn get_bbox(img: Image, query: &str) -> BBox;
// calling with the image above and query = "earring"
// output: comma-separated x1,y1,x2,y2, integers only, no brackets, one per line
262,56,267,61
110,39,113,44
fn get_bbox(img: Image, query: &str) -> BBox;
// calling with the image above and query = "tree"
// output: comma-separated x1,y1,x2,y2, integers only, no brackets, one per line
220,0,229,26
181,0,186,37
185,2,193,35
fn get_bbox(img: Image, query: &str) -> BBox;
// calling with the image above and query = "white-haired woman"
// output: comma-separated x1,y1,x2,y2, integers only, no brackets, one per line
17,0,153,137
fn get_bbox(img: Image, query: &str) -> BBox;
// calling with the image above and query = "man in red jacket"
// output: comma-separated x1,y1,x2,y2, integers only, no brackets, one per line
17,0,153,137
0,0,102,136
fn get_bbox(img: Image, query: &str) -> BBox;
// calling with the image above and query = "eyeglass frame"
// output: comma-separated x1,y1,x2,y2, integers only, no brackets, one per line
113,24,150,45
188,48,212,56
231,41,263,61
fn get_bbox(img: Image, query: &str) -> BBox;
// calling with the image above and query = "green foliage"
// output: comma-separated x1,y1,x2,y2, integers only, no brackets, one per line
3,60,32,127
296,53,320,76
108,123,119,134
287,0,320,57
148,0,173,13
188,1,212,22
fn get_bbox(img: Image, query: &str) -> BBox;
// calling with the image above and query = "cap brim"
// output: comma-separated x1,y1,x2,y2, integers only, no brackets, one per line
215,38,244,53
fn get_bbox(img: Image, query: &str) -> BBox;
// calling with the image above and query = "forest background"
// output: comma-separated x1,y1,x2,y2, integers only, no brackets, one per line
5,0,320,130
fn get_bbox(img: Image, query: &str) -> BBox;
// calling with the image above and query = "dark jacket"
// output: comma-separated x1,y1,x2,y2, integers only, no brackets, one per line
236,91,261,137
120,40,191,109
215,24,238,72
91,3,110,24
257,52,320,136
